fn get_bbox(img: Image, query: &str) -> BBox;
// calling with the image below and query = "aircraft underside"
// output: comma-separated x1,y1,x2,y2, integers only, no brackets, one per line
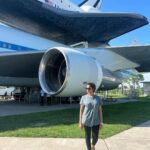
0,0,149,97
0,0,148,45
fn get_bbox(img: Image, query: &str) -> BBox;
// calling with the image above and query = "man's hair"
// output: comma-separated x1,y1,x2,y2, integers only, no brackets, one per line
87,82,96,92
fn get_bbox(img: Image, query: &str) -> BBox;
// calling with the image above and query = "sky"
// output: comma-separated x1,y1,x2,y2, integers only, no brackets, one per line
72,0,150,81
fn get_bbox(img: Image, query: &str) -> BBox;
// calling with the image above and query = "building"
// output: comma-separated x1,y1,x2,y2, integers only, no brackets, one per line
142,81,150,96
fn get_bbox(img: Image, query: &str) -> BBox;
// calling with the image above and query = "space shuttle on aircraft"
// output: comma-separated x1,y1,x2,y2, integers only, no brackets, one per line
0,0,149,97
79,0,103,12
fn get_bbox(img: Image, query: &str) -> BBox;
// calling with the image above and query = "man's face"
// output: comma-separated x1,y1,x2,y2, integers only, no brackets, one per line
86,85,93,94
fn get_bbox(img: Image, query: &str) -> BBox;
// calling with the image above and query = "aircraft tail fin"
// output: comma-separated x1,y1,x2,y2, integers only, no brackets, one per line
79,0,103,9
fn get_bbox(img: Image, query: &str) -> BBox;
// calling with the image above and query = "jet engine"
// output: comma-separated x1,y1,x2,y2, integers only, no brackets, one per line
39,47,103,96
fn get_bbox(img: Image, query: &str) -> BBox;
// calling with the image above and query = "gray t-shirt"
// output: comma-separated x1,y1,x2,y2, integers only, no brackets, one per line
80,94,103,127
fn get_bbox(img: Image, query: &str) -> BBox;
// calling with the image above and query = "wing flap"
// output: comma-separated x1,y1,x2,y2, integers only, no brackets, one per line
0,51,44,78
107,45,150,72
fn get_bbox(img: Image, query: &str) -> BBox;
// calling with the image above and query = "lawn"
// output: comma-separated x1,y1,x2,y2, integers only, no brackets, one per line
0,97,150,139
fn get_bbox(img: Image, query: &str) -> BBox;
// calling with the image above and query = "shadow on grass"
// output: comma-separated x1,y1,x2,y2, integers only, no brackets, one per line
0,108,79,132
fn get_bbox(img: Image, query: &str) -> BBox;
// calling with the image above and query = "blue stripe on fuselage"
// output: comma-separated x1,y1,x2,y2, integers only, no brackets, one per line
0,41,37,51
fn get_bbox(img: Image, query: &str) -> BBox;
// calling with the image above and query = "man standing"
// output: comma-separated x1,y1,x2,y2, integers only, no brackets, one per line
79,83,103,150
40,89,45,106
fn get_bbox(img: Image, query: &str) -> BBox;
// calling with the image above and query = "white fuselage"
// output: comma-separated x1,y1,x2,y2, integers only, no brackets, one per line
0,23,64,52
0,23,137,71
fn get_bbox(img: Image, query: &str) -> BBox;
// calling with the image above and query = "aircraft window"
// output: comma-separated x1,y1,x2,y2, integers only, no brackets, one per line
3,43,6,48
8,45,12,49
18,47,21,50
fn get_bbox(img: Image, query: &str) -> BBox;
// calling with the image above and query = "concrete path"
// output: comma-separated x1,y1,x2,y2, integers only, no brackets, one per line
0,138,107,150
105,120,150,150
0,100,79,117
0,121,150,150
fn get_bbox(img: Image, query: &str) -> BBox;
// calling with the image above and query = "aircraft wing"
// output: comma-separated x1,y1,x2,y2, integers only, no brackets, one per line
0,46,150,94
0,51,44,86
107,45,150,72
0,0,148,45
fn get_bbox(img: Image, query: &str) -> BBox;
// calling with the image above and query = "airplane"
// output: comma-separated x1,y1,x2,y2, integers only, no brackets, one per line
0,0,150,97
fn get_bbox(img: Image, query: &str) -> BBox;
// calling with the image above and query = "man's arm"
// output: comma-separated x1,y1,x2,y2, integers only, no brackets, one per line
99,106,103,129
79,104,84,129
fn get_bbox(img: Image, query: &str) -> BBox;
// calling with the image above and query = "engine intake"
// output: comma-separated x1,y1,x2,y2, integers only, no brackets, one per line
39,47,103,96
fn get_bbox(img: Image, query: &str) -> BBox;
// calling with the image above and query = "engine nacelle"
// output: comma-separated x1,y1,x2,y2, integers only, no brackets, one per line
39,47,103,96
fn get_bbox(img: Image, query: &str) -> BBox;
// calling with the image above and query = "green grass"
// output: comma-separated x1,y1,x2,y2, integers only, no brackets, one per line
0,97,150,139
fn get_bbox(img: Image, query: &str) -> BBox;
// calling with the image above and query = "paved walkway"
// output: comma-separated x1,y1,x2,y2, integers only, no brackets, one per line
105,120,150,150
0,121,150,150
0,100,79,117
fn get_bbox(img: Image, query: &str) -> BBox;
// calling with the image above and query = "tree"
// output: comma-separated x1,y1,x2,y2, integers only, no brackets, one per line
122,73,144,98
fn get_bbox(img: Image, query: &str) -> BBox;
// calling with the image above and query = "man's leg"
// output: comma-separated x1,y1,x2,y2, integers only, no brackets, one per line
91,125,99,148
40,96,44,105
84,125,91,150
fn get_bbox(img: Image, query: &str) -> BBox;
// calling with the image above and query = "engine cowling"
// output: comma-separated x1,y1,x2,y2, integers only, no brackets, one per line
39,47,103,96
